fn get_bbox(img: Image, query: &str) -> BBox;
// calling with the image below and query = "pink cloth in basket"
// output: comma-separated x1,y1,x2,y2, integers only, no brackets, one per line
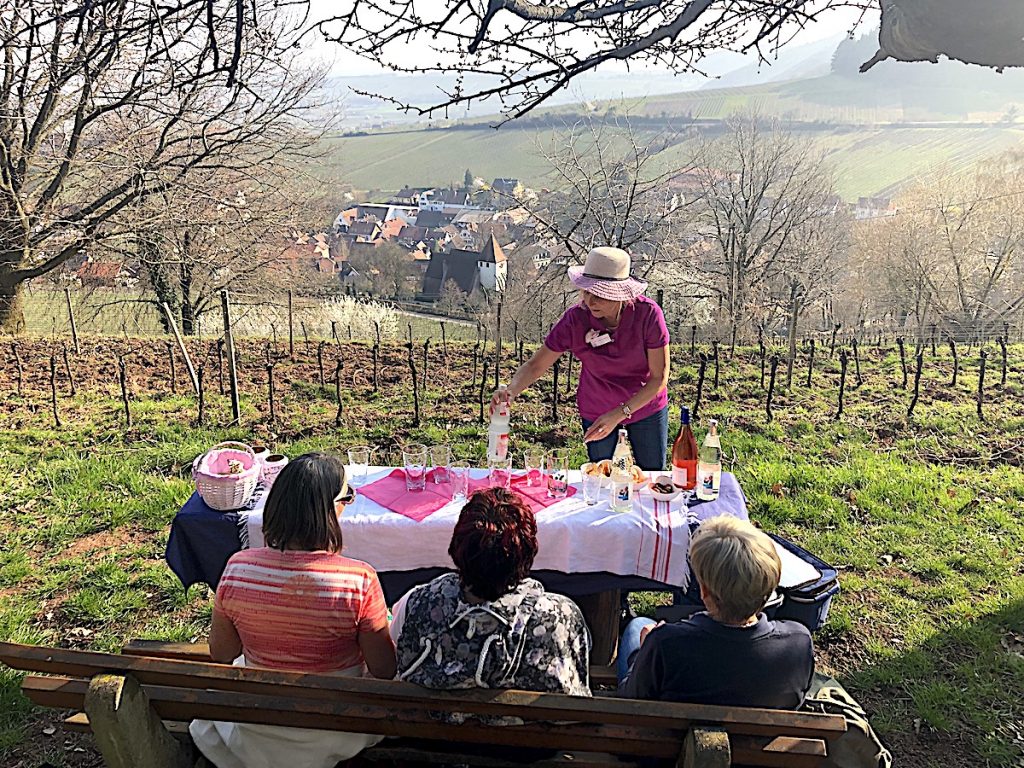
360,469,576,522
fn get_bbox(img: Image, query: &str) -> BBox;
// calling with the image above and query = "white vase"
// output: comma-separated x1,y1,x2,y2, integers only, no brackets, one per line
261,454,289,488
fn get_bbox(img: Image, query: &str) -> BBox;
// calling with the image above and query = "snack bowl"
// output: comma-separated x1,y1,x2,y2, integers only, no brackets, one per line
630,465,649,490
581,461,612,487
648,475,681,502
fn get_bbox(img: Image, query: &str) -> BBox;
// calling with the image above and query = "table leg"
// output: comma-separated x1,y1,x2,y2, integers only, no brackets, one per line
574,589,620,667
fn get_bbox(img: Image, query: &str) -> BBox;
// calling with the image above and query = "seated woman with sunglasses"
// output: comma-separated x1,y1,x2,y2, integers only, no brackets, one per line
190,452,396,768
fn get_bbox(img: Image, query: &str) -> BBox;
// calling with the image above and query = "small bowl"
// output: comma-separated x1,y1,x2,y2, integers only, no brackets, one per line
648,475,681,502
580,462,611,488
630,467,649,490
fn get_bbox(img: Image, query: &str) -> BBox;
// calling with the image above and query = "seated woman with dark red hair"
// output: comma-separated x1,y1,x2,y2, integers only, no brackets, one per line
390,488,591,698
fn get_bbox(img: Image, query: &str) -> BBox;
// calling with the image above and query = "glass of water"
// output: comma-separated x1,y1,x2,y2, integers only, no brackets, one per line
545,449,569,499
347,445,371,487
403,444,427,492
429,444,450,484
450,460,471,502
489,455,513,489
581,471,602,506
523,449,545,487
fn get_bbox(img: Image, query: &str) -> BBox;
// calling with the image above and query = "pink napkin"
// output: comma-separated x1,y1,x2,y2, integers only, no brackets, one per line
360,468,577,522
359,468,455,522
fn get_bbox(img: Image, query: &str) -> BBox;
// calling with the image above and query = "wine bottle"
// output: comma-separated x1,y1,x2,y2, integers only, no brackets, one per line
671,406,698,490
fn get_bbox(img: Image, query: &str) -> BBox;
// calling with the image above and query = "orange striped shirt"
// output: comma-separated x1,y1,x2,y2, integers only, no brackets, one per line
215,548,388,672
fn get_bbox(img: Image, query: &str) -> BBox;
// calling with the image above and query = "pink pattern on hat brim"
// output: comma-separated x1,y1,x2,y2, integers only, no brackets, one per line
568,265,647,301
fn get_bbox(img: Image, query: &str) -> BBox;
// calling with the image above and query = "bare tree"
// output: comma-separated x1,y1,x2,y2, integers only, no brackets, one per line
0,0,319,329
695,115,837,354
855,154,1024,341
319,1,873,122
774,207,850,387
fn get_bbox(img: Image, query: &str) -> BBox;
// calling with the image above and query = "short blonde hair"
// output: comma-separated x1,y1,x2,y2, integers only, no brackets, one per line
690,516,781,624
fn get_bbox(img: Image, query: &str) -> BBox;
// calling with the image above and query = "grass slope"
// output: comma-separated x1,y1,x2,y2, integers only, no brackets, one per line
1,335,1024,766
324,124,1024,201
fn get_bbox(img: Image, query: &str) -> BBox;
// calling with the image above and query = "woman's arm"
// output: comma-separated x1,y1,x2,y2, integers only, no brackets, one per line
208,607,243,663
491,344,562,409
358,626,398,679
582,345,670,443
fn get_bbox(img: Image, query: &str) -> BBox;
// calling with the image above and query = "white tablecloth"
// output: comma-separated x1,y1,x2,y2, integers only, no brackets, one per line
244,469,748,591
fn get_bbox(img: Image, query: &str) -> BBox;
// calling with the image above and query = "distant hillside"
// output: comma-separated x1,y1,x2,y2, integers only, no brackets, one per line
321,123,1024,202
321,31,1024,201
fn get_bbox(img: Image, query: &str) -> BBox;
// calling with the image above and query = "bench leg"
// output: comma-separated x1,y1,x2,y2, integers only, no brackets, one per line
679,727,730,768
84,673,193,768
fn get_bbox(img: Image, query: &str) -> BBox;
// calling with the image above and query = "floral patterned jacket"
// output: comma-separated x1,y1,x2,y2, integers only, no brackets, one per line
395,573,591,700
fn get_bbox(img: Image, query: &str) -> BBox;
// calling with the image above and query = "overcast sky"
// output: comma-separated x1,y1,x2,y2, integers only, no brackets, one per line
301,3,881,77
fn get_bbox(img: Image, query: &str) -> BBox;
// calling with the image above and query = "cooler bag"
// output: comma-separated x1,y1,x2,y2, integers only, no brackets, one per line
766,533,840,632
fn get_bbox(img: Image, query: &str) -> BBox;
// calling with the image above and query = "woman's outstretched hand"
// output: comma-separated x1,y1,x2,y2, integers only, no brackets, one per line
489,387,513,416
582,408,624,443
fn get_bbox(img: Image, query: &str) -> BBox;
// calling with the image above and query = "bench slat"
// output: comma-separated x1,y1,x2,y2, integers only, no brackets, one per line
0,642,844,742
60,694,826,768
122,641,621,690
23,675,682,759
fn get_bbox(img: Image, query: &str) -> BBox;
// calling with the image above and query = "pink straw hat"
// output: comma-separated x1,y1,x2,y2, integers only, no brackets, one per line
567,247,648,301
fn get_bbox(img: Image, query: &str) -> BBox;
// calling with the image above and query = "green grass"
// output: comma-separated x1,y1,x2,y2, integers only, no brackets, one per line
1,336,1023,766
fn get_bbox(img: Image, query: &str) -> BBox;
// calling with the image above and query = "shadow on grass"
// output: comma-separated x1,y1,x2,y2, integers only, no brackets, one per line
844,597,1024,767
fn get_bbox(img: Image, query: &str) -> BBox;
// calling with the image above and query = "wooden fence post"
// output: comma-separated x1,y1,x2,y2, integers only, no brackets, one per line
422,339,430,392
49,355,61,428
301,321,309,353
907,352,924,419
693,354,707,421
551,358,561,423
317,341,326,387
830,323,841,359
196,364,205,427
287,290,294,361
835,350,849,420
62,343,76,397
160,302,199,396
948,335,959,387
977,350,987,421
220,291,241,425
117,355,132,427
999,336,1008,387
758,337,766,390
897,337,908,389
806,339,815,388
64,288,80,354
335,360,344,427
852,338,863,388
407,344,420,427
441,321,448,363
765,355,779,423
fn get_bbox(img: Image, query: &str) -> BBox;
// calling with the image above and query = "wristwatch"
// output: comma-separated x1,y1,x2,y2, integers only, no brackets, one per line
621,403,632,419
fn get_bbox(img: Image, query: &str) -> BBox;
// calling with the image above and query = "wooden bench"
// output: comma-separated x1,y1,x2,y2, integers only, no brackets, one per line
0,641,846,768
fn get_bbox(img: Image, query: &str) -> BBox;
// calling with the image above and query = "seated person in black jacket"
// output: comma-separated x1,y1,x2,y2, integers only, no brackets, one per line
618,515,814,709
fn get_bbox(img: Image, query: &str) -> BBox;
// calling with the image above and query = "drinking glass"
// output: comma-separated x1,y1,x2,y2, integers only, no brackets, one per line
429,444,450,484
403,444,427,492
523,449,545,487
581,471,602,506
347,446,371,487
450,460,471,502
488,455,513,489
545,449,569,499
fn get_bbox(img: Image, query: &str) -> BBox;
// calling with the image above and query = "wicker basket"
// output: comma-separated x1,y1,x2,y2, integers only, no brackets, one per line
193,441,260,511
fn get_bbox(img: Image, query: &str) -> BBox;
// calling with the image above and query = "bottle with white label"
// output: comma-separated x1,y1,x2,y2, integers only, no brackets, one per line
609,428,635,512
696,420,722,501
487,385,510,462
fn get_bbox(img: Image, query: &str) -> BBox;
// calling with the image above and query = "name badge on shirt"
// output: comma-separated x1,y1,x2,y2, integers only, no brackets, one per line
585,329,613,348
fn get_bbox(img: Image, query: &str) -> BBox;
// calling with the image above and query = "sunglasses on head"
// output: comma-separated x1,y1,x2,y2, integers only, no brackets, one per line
335,486,356,505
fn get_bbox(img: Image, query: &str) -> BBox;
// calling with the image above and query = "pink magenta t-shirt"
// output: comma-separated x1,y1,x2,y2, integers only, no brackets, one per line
544,295,669,423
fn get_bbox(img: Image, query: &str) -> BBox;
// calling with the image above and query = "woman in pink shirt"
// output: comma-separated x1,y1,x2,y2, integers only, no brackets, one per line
495,247,671,469
190,452,396,768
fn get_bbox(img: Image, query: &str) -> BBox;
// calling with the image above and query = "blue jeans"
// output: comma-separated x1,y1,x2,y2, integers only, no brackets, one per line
617,617,657,683
582,405,668,471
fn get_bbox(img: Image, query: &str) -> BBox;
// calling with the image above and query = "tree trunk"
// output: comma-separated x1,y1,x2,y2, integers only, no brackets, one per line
0,274,22,332
179,260,196,336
